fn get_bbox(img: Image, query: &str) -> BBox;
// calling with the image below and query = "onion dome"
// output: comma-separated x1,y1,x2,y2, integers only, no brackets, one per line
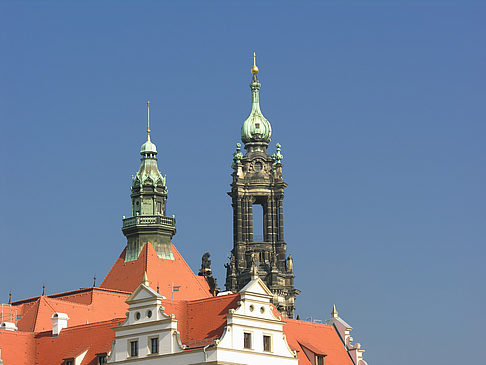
241,53,272,144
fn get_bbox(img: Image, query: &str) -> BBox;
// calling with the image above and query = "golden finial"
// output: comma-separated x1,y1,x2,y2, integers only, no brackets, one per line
251,52,259,75
146,100,151,141
143,271,149,286
331,304,338,318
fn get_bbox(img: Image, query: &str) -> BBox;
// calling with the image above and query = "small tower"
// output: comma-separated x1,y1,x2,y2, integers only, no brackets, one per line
225,54,300,318
122,102,176,262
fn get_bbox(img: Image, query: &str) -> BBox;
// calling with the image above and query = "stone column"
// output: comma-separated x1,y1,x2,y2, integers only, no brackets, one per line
278,197,284,242
248,198,253,242
236,198,242,242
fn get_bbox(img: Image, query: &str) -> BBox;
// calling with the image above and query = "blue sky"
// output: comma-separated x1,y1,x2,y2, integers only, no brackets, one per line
1,2,485,364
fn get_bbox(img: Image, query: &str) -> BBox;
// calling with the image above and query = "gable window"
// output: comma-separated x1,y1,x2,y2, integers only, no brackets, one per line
263,334,272,352
316,355,325,365
244,332,252,349
150,337,159,354
97,354,107,364
65,360,74,365
130,340,139,357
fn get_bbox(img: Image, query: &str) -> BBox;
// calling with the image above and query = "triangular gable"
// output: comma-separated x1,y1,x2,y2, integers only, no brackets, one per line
240,278,273,296
126,284,162,304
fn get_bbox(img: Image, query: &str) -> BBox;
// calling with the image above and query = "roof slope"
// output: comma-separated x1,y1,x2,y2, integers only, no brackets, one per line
284,319,354,365
100,243,212,300
34,318,122,365
158,293,241,346
11,288,129,333
0,330,35,364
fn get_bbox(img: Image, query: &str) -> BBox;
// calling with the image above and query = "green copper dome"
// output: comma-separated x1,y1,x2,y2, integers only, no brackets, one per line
133,136,166,190
241,78,272,144
140,138,157,154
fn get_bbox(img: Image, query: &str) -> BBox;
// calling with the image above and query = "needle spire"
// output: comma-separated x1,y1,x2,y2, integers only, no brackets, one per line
147,100,151,141
251,52,259,76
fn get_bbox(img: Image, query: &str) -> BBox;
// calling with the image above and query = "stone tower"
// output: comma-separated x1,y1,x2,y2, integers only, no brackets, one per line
121,102,176,262
225,56,299,318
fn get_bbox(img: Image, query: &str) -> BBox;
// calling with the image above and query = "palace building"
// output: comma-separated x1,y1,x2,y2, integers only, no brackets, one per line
0,58,368,365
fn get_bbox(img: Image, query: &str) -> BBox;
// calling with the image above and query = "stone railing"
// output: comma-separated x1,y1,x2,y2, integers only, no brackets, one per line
122,215,175,228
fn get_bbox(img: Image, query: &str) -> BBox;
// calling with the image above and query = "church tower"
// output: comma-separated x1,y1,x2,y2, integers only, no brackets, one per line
121,102,176,262
225,55,300,318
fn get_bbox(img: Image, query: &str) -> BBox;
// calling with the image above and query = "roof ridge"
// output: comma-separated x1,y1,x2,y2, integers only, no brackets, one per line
182,293,240,305
35,317,125,335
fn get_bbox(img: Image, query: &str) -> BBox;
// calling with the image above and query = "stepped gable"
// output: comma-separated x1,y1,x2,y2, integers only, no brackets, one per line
10,288,129,332
283,319,354,365
100,242,212,300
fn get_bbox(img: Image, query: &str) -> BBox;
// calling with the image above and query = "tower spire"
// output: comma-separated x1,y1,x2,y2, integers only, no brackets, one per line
122,103,175,262
241,52,271,146
146,100,151,141
251,52,259,77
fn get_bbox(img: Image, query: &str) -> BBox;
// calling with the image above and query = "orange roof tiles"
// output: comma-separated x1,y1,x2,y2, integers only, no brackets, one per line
10,288,129,333
34,318,123,365
159,293,241,346
0,330,35,364
100,243,212,300
284,319,354,365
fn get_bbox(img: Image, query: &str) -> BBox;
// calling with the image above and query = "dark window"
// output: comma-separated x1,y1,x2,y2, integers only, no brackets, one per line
130,340,139,357
263,335,272,352
316,355,325,365
255,123,260,128
65,360,74,365
244,332,252,349
151,337,159,354
98,355,107,364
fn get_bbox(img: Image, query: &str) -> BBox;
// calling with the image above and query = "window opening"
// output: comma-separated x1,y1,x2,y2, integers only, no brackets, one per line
150,337,159,354
263,335,272,352
130,340,139,357
244,332,252,349
252,204,264,242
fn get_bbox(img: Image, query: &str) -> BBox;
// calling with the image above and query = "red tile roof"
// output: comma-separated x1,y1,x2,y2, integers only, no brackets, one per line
100,243,212,300
0,330,35,364
34,319,122,365
160,293,241,346
284,319,354,365
10,288,129,333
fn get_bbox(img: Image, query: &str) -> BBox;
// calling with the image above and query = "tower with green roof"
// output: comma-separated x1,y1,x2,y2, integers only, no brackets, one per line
225,55,299,318
121,102,176,262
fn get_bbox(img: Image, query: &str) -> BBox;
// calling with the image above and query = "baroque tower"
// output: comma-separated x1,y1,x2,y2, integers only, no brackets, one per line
121,102,176,262
225,56,300,318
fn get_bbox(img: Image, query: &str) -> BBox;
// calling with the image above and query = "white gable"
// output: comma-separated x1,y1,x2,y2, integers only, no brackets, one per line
126,283,163,304
240,278,273,296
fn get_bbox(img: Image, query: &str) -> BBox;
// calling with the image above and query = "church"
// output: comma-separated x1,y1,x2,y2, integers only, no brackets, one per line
0,58,368,365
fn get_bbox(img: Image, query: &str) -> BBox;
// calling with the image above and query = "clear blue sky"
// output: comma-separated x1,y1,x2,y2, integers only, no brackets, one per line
1,2,485,364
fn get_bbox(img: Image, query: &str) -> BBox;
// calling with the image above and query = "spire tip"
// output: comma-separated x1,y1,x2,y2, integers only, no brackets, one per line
251,52,259,75
146,100,151,141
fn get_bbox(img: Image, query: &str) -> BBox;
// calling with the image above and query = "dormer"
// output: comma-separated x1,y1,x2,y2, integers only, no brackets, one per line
217,278,298,364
